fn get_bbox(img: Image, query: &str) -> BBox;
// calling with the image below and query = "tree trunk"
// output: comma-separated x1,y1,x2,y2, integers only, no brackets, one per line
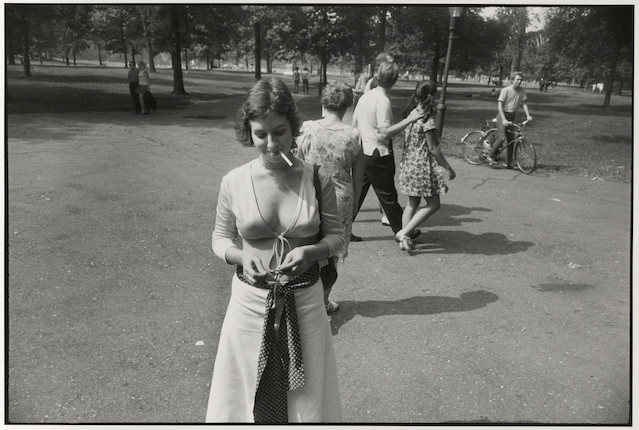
602,41,621,109
147,42,156,72
21,18,31,77
378,7,387,51
355,25,364,72
266,51,272,74
617,78,623,96
254,21,261,81
184,48,189,69
119,21,128,68
430,37,440,84
498,64,504,86
170,5,187,95
7,37,15,65
138,7,156,72
98,45,103,66
72,50,76,66
514,7,527,71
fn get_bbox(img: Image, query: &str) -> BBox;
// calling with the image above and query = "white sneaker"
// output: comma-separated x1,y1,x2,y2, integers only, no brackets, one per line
381,214,390,226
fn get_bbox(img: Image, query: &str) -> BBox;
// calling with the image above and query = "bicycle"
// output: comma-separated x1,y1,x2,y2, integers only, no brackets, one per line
461,118,536,174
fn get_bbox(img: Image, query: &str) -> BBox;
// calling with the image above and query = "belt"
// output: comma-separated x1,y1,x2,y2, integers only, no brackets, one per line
235,263,320,423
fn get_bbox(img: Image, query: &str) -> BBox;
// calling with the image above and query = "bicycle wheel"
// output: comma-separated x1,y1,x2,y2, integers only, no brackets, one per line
462,131,490,165
514,137,537,173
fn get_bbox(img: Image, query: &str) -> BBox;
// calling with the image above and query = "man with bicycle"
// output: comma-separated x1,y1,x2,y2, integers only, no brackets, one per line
487,71,533,168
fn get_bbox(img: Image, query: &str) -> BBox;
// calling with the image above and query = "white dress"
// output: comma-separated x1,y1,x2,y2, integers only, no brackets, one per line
206,160,343,423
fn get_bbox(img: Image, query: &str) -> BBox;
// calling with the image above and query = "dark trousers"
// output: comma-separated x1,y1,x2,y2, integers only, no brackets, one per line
489,111,515,165
356,149,404,234
129,82,141,113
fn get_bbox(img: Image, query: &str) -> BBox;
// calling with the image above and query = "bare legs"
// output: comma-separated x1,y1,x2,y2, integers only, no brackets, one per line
395,194,441,248
139,93,148,114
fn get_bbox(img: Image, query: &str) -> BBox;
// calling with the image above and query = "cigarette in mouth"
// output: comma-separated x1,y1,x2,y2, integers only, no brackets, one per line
280,152,293,166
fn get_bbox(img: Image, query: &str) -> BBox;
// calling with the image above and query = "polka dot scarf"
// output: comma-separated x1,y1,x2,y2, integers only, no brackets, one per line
235,263,320,423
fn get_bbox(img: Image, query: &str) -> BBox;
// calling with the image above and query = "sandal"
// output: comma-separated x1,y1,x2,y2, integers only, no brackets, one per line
398,237,414,251
395,228,421,242
325,300,339,313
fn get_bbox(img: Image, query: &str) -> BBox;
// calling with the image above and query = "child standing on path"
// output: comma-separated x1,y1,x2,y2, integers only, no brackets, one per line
395,81,456,251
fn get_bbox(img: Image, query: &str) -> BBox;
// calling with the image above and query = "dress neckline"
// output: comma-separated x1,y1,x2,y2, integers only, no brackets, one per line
248,161,306,237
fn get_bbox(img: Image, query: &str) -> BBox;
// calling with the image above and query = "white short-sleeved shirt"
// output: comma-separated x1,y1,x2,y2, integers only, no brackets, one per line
352,87,393,157
498,85,527,114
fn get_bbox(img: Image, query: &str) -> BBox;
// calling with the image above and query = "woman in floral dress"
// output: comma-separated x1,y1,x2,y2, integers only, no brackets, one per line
396,81,456,251
296,80,363,312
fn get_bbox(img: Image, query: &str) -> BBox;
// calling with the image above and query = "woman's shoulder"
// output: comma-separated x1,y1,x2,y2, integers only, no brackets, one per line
222,161,252,184
301,119,320,131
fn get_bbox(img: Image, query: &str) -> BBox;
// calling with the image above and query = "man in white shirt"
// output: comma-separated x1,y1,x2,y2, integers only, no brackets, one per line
352,61,423,239
487,71,533,168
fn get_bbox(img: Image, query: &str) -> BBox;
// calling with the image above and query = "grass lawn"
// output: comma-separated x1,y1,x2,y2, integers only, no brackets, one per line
6,63,632,183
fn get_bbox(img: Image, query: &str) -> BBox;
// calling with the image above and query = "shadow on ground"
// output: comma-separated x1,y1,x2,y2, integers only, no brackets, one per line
356,204,492,228
330,290,498,335
356,230,533,256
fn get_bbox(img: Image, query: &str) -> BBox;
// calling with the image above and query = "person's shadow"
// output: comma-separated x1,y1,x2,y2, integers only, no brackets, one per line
330,290,498,335
409,230,534,255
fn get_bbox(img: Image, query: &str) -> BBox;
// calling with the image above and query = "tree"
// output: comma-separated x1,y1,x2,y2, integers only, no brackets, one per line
545,6,632,108
6,5,53,76
56,5,93,66
167,5,187,94
136,5,162,72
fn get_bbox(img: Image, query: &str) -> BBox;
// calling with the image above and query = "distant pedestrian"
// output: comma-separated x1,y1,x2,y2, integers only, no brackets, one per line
395,81,455,251
539,78,545,93
354,69,367,94
364,52,394,92
597,82,604,93
293,66,301,94
296,80,364,313
127,61,141,114
137,61,151,115
301,67,309,94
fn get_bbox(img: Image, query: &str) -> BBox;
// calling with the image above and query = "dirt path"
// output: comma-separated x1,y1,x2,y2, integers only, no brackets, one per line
7,100,631,423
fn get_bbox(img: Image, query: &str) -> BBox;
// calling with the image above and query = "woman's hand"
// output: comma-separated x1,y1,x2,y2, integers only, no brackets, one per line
406,106,424,123
275,246,314,279
241,253,269,284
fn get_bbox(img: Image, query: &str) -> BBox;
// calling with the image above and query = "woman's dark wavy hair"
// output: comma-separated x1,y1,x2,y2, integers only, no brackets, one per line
321,80,353,113
235,78,302,147
402,80,437,119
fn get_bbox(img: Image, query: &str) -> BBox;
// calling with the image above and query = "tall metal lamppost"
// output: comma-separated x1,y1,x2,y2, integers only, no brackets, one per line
435,6,465,137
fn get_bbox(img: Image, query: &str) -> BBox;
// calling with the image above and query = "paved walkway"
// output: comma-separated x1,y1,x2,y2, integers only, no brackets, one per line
7,98,631,424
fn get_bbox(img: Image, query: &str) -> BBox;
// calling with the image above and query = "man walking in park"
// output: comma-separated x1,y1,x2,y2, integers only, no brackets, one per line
301,66,310,94
127,61,141,114
487,71,533,168
293,66,301,94
352,60,424,241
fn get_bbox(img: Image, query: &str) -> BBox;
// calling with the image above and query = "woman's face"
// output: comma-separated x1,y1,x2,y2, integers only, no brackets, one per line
249,111,294,167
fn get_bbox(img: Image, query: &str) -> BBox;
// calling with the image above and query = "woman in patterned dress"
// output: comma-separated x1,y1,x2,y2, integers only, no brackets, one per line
296,80,363,312
395,81,456,251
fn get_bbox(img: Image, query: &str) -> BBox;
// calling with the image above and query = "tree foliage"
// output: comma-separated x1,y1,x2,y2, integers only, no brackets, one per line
545,6,632,107
6,4,633,106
